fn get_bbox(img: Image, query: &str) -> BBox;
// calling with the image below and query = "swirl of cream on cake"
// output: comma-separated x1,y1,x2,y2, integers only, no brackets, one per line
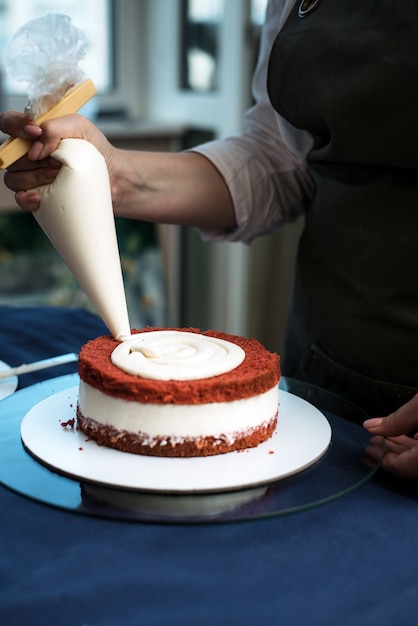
111,330,245,381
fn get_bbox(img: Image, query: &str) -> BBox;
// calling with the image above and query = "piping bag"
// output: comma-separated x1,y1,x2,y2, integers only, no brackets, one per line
0,14,131,341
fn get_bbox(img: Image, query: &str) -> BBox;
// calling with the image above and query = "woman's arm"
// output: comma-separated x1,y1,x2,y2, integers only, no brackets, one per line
190,0,315,243
0,112,236,232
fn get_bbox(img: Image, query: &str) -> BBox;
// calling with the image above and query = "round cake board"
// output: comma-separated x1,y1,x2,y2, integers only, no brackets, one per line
20,385,331,494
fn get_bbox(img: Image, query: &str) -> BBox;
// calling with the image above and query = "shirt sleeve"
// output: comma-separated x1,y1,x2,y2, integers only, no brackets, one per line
192,0,315,243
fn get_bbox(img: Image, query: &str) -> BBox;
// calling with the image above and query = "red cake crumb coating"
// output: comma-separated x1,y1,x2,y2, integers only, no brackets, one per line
78,327,280,405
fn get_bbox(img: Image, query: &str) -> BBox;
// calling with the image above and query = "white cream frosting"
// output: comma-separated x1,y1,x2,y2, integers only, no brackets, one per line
78,381,278,446
111,330,245,381
32,138,131,342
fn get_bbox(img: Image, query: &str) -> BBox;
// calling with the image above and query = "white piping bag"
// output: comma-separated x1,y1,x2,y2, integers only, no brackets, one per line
32,138,131,341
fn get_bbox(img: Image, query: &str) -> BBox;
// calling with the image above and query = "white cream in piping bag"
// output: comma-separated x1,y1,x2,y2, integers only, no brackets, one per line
32,138,131,341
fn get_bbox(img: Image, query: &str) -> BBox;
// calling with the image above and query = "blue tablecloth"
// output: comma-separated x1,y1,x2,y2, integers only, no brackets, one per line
1,306,418,626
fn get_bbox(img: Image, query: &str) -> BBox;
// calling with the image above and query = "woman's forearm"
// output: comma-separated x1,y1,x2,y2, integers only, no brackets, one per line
108,149,237,231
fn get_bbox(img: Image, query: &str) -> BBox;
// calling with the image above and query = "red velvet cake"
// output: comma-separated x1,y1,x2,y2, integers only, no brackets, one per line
77,327,280,457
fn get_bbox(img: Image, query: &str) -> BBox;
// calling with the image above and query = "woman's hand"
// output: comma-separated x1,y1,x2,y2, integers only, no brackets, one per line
363,394,418,479
0,112,115,211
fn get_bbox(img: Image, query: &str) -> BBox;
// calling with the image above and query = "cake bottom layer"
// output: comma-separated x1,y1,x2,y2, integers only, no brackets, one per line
76,408,278,458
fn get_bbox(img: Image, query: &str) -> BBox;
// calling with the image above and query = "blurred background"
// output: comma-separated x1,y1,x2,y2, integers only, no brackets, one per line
0,0,303,354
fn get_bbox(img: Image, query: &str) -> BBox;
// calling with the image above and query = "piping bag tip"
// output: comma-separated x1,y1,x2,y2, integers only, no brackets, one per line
115,333,133,343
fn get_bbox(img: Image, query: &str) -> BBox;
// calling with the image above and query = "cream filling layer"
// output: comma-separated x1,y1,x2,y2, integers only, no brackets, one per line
78,381,278,440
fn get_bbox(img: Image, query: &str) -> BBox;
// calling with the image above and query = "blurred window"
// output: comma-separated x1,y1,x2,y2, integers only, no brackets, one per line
251,0,268,25
180,0,224,92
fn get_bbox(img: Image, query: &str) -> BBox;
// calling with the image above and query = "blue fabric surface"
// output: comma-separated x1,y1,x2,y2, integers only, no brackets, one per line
0,305,108,387
1,306,418,626
1,479,418,626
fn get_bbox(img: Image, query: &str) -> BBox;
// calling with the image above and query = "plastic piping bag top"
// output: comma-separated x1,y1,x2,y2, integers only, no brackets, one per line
0,13,96,168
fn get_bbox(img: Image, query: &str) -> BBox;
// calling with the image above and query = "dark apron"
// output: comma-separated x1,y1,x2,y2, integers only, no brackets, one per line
267,0,418,418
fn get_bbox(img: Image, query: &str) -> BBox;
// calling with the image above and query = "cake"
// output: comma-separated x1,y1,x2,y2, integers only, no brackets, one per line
76,327,280,457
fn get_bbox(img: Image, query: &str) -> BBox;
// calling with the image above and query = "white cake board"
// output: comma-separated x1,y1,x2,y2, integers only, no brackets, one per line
20,386,331,494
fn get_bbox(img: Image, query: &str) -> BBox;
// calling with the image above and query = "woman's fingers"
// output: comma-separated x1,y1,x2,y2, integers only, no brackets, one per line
364,434,418,479
4,159,60,190
0,111,37,138
364,393,418,437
